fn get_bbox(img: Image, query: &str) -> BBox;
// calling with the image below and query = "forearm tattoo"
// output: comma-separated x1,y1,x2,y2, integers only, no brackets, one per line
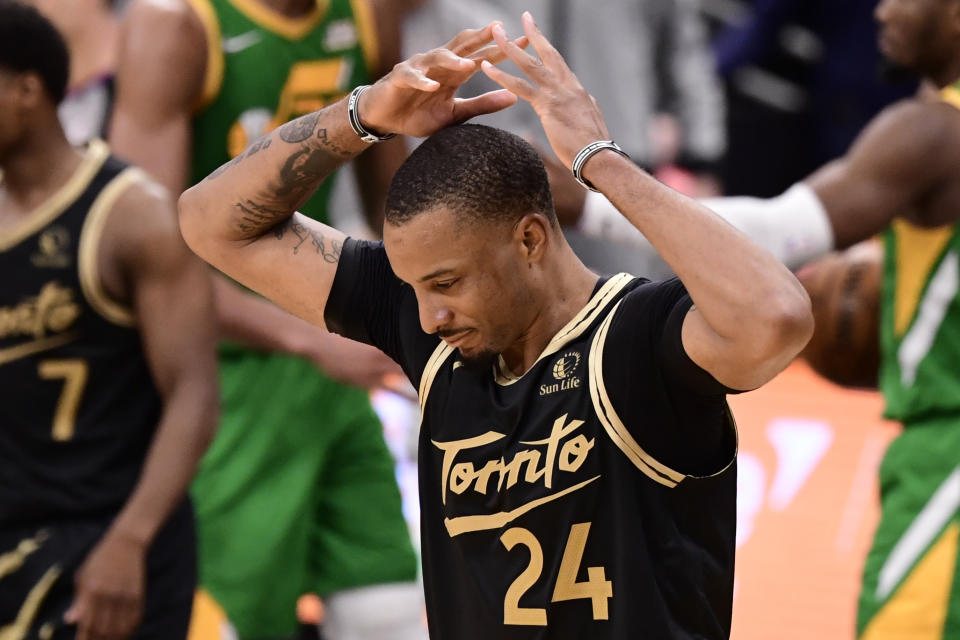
218,108,359,237
205,135,273,181
273,218,342,263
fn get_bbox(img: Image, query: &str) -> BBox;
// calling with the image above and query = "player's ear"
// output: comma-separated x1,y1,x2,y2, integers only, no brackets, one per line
15,72,45,110
513,213,550,265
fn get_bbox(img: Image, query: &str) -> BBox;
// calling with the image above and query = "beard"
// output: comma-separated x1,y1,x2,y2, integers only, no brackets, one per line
458,348,500,374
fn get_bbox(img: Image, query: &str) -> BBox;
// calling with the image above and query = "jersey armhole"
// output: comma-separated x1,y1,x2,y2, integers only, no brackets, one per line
77,167,146,327
587,299,686,488
185,0,225,113
588,300,740,483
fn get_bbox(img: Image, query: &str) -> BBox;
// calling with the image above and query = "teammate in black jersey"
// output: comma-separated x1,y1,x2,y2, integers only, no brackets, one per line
179,15,813,638
0,3,218,639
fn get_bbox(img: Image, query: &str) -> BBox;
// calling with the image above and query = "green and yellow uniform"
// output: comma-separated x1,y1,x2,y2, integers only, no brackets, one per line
858,82,960,639
184,1,417,638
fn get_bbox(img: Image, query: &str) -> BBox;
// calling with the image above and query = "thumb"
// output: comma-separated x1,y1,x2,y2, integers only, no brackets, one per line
64,597,84,624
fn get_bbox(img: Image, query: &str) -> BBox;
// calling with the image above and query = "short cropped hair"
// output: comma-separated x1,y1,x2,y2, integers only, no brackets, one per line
0,1,70,105
385,124,556,228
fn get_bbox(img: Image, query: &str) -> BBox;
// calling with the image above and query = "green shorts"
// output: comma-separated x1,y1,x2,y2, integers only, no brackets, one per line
190,344,418,640
858,415,960,639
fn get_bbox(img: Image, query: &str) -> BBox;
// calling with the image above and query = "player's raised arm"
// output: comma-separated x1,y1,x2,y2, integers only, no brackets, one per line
178,25,523,328
482,12,813,391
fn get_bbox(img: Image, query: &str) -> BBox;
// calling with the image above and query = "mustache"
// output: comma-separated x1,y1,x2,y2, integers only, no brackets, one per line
438,327,473,339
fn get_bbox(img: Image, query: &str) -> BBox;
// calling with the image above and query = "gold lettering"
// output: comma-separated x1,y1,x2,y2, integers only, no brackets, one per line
450,462,475,495
432,431,506,505
0,282,80,339
520,415,586,489
432,415,594,506
559,435,594,473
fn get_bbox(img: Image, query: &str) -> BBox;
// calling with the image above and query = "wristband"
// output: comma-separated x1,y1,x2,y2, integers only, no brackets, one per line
571,140,629,192
347,85,397,143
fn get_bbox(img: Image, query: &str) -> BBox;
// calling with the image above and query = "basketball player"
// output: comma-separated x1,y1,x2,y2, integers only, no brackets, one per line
177,15,813,637
109,1,423,638
0,2,218,639
553,0,960,634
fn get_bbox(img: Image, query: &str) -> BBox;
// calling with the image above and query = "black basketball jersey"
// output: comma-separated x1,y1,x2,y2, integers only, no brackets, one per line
0,140,163,526
326,240,738,639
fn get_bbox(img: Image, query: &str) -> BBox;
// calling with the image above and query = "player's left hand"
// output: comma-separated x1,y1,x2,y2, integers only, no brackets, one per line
481,12,611,169
65,530,147,640
358,23,528,138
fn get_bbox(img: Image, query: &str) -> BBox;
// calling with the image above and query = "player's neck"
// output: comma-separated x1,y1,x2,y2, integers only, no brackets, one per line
255,0,315,18
926,55,960,89
0,124,83,214
500,250,597,376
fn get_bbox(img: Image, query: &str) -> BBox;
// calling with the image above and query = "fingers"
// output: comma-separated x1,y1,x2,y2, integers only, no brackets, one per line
480,60,537,102
390,61,440,92
394,48,477,92
451,89,519,124
490,23,547,83
466,36,530,66
443,23,496,57
520,12,568,73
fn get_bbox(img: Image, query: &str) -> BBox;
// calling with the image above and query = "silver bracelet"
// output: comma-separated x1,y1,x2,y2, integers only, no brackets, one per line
571,140,629,192
347,85,397,143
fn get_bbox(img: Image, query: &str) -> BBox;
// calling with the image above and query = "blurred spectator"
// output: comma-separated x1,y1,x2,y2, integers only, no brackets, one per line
110,1,424,639
707,0,917,196
25,0,120,145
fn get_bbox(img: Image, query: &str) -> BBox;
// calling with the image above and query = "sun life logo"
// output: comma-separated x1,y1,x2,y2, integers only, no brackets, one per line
541,352,582,396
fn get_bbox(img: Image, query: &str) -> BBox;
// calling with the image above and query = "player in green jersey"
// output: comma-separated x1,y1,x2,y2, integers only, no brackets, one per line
551,0,960,635
109,1,423,638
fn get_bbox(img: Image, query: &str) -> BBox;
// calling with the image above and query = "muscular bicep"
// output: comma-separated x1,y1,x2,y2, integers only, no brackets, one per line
109,0,207,195
808,100,949,248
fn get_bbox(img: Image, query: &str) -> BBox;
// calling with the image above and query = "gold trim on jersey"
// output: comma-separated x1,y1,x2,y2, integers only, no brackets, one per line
495,273,634,386
444,475,601,537
891,219,955,337
349,0,379,74
0,140,109,253
185,0,225,112
587,299,685,488
77,168,145,327
227,0,330,40
0,565,61,640
940,83,960,110
0,531,48,580
0,332,79,368
417,341,455,425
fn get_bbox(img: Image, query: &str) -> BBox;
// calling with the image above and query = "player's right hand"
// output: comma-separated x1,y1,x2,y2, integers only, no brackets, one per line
481,12,612,170
65,530,146,640
357,24,528,138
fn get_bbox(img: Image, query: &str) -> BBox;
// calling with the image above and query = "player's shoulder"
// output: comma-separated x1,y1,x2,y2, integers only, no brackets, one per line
871,97,960,151
127,0,201,25
99,166,184,263
124,0,206,46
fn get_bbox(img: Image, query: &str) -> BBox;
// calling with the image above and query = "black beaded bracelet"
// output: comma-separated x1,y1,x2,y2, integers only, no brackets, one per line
347,85,397,143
